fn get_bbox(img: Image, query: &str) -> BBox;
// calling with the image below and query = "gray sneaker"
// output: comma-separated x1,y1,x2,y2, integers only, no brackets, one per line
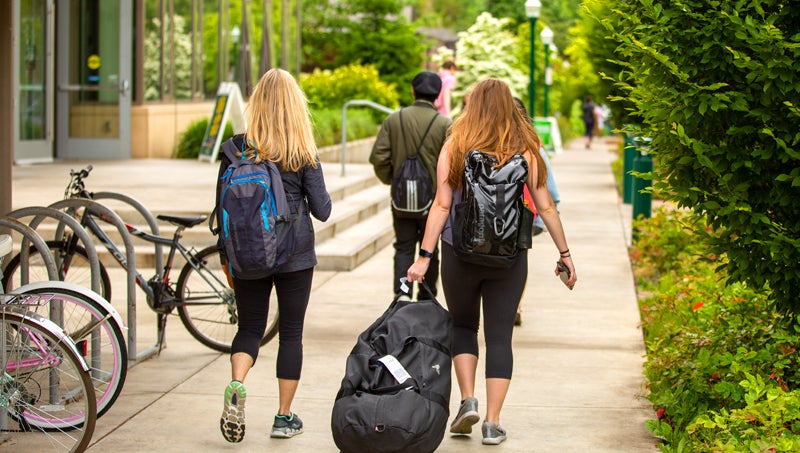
270,413,304,438
482,421,507,445
450,397,480,434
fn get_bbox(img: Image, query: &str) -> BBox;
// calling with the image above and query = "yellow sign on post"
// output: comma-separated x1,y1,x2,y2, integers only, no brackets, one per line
198,82,247,163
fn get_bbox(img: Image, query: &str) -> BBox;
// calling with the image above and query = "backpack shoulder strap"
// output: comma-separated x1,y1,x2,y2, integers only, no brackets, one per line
413,112,439,157
221,138,241,163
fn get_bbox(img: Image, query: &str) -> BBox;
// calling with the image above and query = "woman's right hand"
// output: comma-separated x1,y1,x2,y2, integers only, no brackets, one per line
555,255,577,290
407,257,431,284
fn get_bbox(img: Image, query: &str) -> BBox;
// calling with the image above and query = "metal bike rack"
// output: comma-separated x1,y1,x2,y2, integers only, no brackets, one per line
340,99,396,176
6,206,107,376
5,206,102,294
47,199,159,364
92,192,164,276
0,217,58,281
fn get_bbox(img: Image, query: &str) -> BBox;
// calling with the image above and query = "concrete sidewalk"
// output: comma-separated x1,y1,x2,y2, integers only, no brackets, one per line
10,137,658,452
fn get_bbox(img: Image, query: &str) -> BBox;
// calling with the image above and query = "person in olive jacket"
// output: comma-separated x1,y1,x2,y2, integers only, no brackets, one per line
369,71,452,300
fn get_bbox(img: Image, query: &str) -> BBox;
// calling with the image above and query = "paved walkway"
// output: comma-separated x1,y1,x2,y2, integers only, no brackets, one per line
10,137,658,452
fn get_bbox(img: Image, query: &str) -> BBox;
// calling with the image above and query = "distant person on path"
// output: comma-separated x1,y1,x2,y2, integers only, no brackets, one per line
370,71,452,300
217,68,332,443
435,61,458,117
406,78,577,446
582,95,597,149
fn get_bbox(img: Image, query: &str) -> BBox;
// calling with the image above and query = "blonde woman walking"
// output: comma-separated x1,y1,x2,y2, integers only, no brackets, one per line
217,68,332,443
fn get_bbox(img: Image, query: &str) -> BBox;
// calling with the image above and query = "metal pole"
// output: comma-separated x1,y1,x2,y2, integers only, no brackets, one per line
528,17,537,117
543,42,550,117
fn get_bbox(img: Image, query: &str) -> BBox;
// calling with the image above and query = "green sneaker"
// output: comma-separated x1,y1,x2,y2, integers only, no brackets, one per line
270,413,304,438
220,381,246,443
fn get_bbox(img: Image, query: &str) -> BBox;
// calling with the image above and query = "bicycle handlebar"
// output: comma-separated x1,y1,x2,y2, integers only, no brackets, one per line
71,165,93,179
65,165,93,199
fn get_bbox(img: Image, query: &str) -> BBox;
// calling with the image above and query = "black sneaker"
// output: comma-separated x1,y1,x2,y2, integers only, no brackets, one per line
482,421,507,445
450,397,480,434
270,413,304,438
219,381,246,443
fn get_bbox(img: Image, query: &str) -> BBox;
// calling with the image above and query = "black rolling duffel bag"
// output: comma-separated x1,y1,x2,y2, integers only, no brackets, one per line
331,281,453,453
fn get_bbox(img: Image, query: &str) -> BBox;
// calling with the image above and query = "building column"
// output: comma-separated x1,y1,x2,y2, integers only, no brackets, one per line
1,1,13,218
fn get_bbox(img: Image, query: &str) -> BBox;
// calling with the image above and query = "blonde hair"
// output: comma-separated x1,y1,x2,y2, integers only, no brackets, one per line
243,68,318,172
447,78,545,189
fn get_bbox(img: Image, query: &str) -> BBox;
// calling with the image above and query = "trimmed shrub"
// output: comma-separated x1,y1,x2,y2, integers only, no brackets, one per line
599,0,800,313
173,119,233,159
301,64,398,121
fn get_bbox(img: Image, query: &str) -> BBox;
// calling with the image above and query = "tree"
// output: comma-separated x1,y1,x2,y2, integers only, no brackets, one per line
602,0,800,313
453,13,528,113
302,0,426,106
569,0,636,129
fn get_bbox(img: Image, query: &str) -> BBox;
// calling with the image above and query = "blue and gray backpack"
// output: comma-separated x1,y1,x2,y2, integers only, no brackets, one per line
210,138,297,280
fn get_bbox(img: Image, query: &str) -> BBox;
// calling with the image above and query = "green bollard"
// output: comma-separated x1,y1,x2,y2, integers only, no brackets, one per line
632,151,653,222
622,134,637,204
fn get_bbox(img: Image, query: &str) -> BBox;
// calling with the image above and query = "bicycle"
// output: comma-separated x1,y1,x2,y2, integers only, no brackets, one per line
0,295,97,452
2,165,278,353
1,228,128,424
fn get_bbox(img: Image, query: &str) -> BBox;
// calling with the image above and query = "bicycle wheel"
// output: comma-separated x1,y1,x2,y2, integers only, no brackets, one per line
0,310,97,452
14,281,128,420
176,245,277,353
2,240,113,302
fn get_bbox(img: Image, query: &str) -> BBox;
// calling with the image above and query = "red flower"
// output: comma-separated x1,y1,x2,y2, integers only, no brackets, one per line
656,408,666,419
692,301,704,311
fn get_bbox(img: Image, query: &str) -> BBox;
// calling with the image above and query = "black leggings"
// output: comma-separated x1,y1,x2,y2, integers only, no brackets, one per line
440,243,527,379
232,268,313,380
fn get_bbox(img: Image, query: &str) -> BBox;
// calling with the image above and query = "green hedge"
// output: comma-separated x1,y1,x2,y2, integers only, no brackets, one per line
598,0,800,313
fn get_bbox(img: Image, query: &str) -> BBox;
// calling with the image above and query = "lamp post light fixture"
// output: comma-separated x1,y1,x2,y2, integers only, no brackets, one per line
525,0,542,117
540,25,554,117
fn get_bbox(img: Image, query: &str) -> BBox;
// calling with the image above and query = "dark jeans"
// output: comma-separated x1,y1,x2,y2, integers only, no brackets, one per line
232,268,313,380
392,212,439,300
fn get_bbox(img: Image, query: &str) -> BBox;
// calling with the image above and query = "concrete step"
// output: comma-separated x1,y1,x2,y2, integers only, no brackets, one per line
315,206,394,272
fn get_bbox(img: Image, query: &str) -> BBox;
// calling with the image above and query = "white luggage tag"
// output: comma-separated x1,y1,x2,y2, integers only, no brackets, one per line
399,277,410,295
378,355,412,385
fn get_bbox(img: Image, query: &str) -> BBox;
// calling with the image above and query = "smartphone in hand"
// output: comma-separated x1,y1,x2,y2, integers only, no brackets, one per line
556,260,572,290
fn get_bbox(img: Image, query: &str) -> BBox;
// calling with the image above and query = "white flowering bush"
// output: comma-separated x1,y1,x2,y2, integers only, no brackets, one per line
454,12,528,110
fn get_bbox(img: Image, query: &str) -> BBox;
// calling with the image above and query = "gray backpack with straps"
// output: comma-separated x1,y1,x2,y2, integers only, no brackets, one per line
210,138,297,279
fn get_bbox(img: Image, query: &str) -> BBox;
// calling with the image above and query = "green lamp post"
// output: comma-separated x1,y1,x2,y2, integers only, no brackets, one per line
540,25,553,117
525,0,542,117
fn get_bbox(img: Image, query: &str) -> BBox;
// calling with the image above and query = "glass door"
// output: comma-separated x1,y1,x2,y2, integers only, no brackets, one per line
56,0,131,159
14,0,54,163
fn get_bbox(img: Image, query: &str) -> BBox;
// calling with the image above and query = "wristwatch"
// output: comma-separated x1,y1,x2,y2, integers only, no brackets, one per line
419,248,434,258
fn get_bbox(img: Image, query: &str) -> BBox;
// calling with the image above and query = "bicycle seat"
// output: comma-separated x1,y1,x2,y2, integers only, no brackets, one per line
0,234,12,258
156,214,207,228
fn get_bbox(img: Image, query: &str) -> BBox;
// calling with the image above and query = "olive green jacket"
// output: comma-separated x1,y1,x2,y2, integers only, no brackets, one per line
369,100,452,192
